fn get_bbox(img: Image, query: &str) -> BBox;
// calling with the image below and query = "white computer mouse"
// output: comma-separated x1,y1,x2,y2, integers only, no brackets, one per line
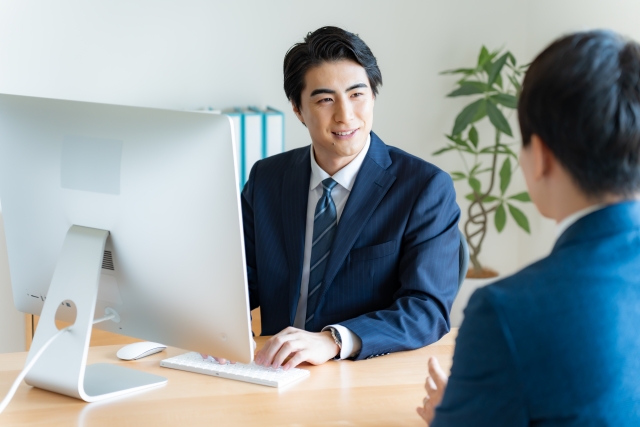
116,341,167,360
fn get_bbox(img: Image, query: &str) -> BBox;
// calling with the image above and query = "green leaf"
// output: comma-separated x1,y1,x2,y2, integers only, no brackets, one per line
486,100,513,136
472,99,487,123
468,177,481,194
445,134,474,153
508,74,522,92
508,203,531,233
468,126,479,147
487,53,509,86
452,99,486,135
494,74,503,89
469,162,482,176
495,203,507,232
497,143,519,160
491,93,518,109
465,193,499,202
508,192,531,202
450,171,466,181
440,67,475,75
507,52,517,66
479,146,515,157
499,158,512,195
477,46,490,68
447,81,489,97
432,146,457,156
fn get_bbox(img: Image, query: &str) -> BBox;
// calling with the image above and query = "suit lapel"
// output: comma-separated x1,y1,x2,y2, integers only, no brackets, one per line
282,148,311,325
315,133,396,308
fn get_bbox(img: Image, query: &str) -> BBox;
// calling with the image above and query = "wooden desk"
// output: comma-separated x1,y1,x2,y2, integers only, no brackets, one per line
0,329,457,426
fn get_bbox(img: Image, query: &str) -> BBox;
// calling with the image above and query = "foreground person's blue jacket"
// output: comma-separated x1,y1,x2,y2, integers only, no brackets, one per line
433,201,640,426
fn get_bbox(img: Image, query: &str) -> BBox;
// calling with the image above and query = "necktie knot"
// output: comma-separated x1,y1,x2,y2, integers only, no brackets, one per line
322,178,337,196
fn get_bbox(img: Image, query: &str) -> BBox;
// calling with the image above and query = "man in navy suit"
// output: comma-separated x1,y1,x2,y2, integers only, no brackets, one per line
418,30,640,425
241,27,461,369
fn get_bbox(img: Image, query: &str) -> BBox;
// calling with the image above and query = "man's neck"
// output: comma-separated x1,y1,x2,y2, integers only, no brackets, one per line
553,192,629,224
312,143,367,176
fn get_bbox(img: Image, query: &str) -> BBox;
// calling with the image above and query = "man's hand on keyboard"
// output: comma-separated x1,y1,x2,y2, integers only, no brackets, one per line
199,339,256,364
254,327,339,370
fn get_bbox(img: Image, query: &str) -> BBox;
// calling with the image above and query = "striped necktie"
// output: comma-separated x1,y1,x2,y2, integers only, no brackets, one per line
305,178,338,330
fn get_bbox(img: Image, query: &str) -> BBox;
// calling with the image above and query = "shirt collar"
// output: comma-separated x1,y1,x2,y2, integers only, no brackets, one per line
309,134,371,192
556,204,605,239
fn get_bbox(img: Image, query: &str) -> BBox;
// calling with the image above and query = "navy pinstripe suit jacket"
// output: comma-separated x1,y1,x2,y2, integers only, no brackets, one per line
241,132,460,360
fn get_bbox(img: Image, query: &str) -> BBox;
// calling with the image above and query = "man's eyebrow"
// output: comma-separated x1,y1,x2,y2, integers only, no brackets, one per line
309,83,369,97
346,83,368,91
310,88,335,97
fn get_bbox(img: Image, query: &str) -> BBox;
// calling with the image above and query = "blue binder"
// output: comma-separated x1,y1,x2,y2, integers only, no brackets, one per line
239,107,264,187
249,106,285,159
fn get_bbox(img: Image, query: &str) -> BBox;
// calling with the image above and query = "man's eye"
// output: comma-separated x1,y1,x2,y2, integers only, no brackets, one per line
352,92,364,97
319,98,333,103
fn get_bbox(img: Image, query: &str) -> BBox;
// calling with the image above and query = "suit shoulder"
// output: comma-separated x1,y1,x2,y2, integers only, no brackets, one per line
257,146,308,170
247,146,308,185
386,145,447,180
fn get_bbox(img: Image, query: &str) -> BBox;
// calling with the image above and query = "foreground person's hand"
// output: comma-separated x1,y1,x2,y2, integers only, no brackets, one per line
417,357,448,425
254,327,339,370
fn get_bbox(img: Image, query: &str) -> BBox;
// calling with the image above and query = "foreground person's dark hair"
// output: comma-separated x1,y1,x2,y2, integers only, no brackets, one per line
518,30,640,197
283,26,382,110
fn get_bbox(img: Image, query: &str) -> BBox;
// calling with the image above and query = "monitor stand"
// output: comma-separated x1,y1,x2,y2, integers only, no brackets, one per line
24,225,167,402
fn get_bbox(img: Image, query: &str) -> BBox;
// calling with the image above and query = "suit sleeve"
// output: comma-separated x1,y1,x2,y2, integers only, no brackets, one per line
431,287,528,427
241,163,260,311
340,171,461,359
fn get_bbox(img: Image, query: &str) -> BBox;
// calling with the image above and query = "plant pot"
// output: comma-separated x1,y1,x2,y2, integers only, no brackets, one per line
450,276,500,328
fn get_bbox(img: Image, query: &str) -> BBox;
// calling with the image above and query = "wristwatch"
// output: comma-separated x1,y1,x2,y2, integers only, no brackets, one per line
329,327,342,359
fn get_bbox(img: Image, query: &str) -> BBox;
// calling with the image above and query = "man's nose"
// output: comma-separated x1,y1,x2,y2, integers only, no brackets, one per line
334,98,354,123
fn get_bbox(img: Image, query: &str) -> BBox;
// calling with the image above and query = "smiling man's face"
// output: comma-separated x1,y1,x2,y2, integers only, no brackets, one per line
293,59,375,174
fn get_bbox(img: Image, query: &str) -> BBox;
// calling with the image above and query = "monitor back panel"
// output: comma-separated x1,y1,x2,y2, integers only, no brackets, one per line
0,94,253,363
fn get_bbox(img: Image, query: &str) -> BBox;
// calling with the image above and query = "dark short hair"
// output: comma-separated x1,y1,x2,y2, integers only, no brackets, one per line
283,26,382,110
518,30,640,197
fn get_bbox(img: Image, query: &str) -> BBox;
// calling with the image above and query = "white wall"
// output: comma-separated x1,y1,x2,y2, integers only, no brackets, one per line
1,0,639,350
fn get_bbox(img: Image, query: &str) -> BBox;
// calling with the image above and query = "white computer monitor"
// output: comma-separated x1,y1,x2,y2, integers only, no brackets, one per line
0,93,253,402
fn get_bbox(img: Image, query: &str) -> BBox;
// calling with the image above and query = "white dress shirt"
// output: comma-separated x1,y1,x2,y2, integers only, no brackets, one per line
292,135,370,359
555,204,604,240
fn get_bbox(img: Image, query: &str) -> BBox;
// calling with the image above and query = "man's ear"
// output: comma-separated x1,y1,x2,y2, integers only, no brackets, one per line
291,103,306,127
530,134,555,180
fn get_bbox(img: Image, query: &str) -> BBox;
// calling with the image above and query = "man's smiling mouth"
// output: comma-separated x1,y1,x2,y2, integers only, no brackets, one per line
332,129,358,136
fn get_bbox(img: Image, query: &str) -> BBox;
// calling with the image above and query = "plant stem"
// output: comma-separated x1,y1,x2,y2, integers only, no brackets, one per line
464,128,501,272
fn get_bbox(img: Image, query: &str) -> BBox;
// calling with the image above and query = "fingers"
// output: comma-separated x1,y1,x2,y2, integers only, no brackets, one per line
256,329,299,366
416,405,435,425
283,350,309,370
422,356,448,415
199,353,208,360
428,357,448,390
426,376,437,394
271,340,303,369
416,406,429,423
417,395,436,425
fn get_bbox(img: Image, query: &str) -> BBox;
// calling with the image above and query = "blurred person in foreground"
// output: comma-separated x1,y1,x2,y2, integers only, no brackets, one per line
419,30,640,426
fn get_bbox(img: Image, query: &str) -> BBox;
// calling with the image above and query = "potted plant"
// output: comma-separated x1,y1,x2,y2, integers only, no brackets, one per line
435,47,531,325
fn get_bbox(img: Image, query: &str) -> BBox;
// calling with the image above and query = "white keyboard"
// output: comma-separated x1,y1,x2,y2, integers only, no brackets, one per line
160,352,310,388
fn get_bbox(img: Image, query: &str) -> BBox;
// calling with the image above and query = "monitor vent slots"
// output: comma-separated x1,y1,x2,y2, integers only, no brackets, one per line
102,251,114,270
